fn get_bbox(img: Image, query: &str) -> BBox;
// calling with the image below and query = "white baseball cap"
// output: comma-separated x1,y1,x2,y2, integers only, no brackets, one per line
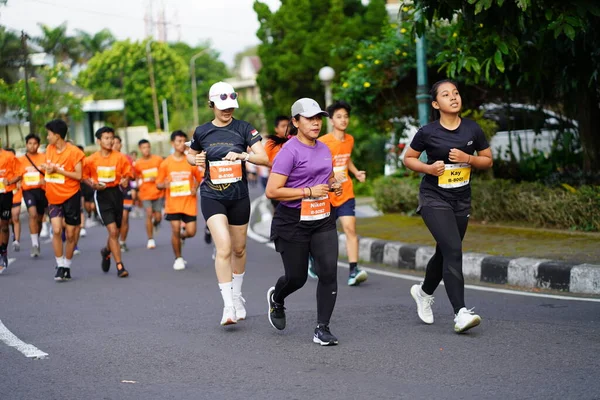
209,81,239,110
291,98,329,118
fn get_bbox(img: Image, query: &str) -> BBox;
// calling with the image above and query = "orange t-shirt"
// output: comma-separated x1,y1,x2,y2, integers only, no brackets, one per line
18,153,46,191
157,155,202,215
265,138,285,165
84,151,132,188
318,133,355,207
12,187,23,204
134,155,164,201
44,143,85,205
0,150,21,194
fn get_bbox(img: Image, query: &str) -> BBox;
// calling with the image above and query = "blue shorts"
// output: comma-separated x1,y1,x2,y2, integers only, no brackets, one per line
335,198,356,218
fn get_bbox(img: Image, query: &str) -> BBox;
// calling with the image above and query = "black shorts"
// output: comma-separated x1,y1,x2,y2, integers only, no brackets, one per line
48,192,82,226
0,192,13,221
23,188,48,215
95,186,124,228
165,213,197,223
270,203,337,243
201,196,250,226
81,183,95,203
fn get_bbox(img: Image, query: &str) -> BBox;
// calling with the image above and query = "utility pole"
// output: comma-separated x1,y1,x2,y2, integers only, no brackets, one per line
21,30,34,135
146,40,161,132
414,4,429,162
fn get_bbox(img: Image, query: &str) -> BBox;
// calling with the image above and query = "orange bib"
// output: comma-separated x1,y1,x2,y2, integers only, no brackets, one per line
209,160,242,185
300,196,331,221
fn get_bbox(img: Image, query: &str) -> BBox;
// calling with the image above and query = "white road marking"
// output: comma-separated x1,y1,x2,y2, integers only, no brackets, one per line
0,320,48,359
250,197,600,303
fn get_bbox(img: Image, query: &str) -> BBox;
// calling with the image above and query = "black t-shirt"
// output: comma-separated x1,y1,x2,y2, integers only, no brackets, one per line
410,118,489,198
190,118,262,200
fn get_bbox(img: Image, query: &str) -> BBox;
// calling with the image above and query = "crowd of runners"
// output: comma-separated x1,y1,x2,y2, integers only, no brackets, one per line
0,79,492,345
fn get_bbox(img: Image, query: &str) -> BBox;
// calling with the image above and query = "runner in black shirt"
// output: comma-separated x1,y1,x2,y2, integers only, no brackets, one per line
187,81,269,326
404,79,493,333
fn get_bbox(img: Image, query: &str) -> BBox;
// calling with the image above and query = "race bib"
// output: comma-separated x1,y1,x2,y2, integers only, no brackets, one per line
333,166,348,183
300,196,331,221
24,171,41,186
209,160,242,184
142,168,158,182
438,163,471,189
97,166,116,183
46,172,65,184
0,181,5,193
170,180,191,197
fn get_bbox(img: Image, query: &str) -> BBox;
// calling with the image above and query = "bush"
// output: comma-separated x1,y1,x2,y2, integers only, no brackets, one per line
373,176,600,231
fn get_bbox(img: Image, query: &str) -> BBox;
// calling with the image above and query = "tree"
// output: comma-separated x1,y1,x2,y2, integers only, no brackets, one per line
34,23,79,65
253,0,388,124
0,25,21,83
75,28,115,63
413,0,600,172
78,39,188,131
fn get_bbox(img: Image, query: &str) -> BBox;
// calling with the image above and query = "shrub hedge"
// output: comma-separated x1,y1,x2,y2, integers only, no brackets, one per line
373,176,600,232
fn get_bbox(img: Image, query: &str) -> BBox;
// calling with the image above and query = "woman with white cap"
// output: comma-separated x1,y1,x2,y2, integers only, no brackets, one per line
187,81,269,326
265,98,343,346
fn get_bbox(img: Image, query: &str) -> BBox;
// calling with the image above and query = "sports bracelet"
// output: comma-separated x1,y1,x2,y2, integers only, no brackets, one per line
308,187,312,198
468,155,472,164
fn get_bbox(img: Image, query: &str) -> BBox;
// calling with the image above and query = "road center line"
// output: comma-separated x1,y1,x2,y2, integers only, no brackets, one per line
0,320,48,359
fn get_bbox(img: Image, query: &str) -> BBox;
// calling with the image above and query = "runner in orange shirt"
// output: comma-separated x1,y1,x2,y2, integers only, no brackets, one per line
264,115,289,166
84,127,132,278
19,133,48,258
0,146,21,274
112,135,134,253
318,101,368,286
133,139,163,249
157,131,203,270
4,148,23,252
40,119,85,282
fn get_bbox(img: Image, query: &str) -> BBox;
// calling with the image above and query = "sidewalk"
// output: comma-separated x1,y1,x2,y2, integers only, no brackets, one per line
250,195,600,296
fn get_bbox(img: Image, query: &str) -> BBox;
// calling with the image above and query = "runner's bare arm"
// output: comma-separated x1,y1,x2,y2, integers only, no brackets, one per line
449,147,493,169
404,147,444,176
266,173,329,201
348,159,366,182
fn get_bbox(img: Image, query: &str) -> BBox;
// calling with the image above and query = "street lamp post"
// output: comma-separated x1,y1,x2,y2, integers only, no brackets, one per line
318,66,335,132
146,39,161,132
190,49,208,127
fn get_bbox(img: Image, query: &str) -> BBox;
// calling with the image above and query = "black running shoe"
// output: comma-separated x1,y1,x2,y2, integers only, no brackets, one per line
63,268,72,281
54,267,65,282
101,248,111,272
313,324,339,346
267,287,286,330
116,263,129,278
204,226,212,244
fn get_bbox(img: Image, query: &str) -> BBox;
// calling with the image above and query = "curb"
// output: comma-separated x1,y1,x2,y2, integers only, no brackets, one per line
250,195,600,295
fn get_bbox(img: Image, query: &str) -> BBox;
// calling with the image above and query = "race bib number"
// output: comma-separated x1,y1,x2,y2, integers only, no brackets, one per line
438,163,471,189
300,196,331,221
97,166,116,183
333,166,348,183
24,171,41,186
170,180,191,197
46,172,65,184
142,168,158,182
209,160,242,185
0,181,5,193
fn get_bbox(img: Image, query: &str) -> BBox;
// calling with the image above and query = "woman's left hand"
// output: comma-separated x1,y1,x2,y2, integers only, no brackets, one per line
449,148,469,163
330,182,343,196
223,152,242,162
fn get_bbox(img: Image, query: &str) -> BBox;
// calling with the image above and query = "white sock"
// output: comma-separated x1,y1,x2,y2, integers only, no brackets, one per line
232,272,245,297
31,234,39,247
218,282,234,308
419,287,429,297
64,258,72,269
55,256,64,267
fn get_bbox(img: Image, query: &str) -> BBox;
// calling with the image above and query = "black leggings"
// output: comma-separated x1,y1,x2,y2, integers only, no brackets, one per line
273,229,339,325
420,207,469,313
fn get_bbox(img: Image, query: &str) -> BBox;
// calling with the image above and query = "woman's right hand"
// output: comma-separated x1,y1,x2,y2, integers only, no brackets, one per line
309,184,330,198
428,161,446,177
195,151,206,167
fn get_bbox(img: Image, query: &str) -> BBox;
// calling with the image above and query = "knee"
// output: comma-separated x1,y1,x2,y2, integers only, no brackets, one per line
215,243,232,259
287,271,308,289
108,227,119,238
232,244,246,259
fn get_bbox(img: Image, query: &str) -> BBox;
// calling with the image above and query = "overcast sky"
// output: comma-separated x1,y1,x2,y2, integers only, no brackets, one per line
1,0,281,66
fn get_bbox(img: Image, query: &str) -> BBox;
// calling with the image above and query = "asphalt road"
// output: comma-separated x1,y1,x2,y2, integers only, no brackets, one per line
1,188,599,400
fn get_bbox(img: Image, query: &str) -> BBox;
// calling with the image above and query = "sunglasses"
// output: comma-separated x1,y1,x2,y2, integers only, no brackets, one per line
210,92,238,101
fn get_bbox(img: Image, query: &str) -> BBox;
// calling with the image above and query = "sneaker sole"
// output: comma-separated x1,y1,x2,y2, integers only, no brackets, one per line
410,285,434,325
267,287,285,331
54,277,64,282
455,316,481,333
118,271,129,278
221,318,237,326
313,336,339,346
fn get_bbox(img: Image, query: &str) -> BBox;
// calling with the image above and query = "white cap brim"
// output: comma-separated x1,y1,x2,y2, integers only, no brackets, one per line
213,98,239,110
299,111,328,118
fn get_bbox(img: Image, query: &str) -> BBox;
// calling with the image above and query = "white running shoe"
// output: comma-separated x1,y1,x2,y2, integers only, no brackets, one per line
454,307,481,333
233,294,246,320
173,257,186,271
40,223,49,238
220,306,237,326
410,283,435,324
80,228,87,238
12,240,20,252
147,239,156,249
